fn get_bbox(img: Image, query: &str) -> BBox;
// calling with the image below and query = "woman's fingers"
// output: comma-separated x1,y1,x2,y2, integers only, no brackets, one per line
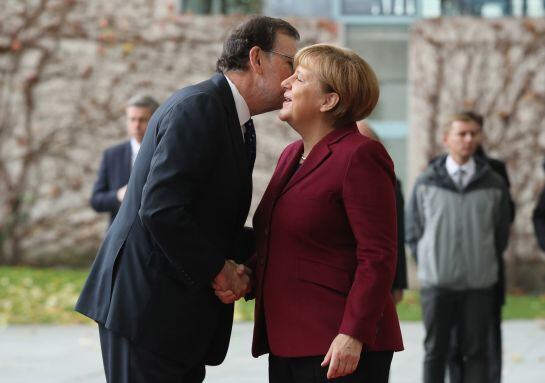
324,334,363,378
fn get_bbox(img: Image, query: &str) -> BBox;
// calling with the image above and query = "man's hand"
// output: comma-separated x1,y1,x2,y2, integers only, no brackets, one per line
212,260,252,304
392,289,404,305
321,334,363,379
116,185,127,202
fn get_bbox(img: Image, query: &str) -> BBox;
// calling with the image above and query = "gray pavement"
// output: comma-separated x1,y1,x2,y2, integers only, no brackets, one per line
1,321,545,382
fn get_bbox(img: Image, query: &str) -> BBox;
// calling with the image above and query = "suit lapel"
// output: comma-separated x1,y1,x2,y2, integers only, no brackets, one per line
211,74,248,179
210,74,251,223
123,141,132,183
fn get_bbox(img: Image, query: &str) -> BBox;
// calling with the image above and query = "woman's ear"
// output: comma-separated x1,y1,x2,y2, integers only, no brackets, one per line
248,46,264,75
320,92,339,113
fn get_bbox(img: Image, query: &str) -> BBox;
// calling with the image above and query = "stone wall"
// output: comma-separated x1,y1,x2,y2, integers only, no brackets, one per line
409,18,545,289
0,0,338,264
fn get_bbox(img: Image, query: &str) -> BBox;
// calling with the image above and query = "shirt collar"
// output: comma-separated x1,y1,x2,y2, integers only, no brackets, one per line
446,155,476,177
224,74,251,127
130,137,141,165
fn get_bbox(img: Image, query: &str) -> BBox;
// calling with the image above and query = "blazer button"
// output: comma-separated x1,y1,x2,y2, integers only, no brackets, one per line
264,227,269,235
259,259,265,266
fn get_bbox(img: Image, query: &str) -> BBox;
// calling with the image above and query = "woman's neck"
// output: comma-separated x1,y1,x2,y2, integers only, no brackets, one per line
298,120,335,158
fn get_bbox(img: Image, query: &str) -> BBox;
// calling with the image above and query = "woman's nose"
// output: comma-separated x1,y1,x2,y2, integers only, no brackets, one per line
281,73,294,89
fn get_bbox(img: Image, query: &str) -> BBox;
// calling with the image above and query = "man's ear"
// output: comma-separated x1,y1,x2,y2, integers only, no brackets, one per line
248,46,264,75
320,92,339,113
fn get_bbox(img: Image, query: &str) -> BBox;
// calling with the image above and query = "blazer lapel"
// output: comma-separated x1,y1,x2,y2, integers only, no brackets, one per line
255,142,302,223
266,142,303,201
280,125,355,196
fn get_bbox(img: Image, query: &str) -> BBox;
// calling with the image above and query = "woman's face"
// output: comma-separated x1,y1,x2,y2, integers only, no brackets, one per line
278,64,329,126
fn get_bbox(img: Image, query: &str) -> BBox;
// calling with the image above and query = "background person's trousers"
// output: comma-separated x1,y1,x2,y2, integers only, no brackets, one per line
421,287,494,383
447,300,502,383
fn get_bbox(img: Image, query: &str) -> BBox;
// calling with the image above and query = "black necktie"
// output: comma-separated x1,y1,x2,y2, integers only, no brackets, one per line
243,119,256,174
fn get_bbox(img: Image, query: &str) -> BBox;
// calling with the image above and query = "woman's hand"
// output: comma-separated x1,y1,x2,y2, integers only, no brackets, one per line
321,334,363,379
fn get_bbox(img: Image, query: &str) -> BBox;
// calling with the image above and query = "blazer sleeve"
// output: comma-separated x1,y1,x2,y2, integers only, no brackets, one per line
392,180,408,290
139,94,227,288
338,140,397,346
533,188,545,251
90,149,121,213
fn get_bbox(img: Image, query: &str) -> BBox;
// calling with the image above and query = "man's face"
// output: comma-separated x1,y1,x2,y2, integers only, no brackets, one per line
443,120,481,164
258,33,298,113
126,106,153,143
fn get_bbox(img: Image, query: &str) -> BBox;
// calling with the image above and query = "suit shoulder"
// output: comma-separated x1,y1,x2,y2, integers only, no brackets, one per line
104,141,130,157
156,77,225,118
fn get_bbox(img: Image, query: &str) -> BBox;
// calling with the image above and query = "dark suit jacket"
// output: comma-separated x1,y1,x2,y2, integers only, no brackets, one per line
76,74,254,365
533,161,545,251
251,125,403,358
90,141,131,224
393,179,408,290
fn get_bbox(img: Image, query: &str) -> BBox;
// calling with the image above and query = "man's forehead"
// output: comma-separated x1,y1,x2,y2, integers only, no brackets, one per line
451,120,480,132
127,106,153,115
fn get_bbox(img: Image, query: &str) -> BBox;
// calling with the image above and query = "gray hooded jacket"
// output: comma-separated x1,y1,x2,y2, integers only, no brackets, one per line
406,154,511,290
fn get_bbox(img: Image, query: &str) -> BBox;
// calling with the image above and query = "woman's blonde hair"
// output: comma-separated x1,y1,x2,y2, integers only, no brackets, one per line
294,43,380,126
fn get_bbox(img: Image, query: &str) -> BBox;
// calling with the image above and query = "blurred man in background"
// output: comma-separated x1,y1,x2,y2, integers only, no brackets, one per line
90,95,159,225
445,111,515,383
406,112,511,383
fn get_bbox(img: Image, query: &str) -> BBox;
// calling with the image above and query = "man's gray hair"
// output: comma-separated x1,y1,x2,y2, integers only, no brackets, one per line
127,95,159,113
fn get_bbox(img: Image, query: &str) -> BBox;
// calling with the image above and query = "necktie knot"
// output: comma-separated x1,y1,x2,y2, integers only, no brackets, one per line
243,119,256,173
455,168,466,189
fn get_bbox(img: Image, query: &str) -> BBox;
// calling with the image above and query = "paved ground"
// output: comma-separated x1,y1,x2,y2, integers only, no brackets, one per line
1,320,545,382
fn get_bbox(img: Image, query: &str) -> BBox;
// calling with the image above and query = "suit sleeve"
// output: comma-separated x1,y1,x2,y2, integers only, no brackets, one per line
139,94,227,288
533,188,545,251
90,150,121,213
339,140,397,346
405,179,424,262
392,180,408,290
490,160,516,223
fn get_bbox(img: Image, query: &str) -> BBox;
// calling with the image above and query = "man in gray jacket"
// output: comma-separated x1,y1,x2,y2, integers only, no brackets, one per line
406,112,511,383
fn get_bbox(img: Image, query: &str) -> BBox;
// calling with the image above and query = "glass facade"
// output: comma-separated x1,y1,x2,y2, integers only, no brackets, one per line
179,0,262,14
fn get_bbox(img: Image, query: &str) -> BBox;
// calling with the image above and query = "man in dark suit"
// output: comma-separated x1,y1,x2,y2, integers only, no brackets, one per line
76,16,299,383
90,95,159,225
445,111,515,383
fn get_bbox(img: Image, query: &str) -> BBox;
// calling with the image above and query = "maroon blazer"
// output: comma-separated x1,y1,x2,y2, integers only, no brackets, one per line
251,124,403,358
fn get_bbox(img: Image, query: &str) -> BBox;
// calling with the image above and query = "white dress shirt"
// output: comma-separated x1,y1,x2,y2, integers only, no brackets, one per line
225,75,251,140
130,138,141,166
446,155,476,189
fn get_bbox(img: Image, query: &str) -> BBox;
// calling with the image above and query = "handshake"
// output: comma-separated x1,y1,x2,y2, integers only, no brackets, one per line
212,259,253,304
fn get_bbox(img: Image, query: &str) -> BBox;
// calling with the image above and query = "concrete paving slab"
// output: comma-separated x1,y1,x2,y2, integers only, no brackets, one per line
1,320,544,382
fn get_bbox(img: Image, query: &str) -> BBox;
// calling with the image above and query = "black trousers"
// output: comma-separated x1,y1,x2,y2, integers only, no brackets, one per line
447,300,502,383
98,323,206,383
269,351,393,383
421,287,493,383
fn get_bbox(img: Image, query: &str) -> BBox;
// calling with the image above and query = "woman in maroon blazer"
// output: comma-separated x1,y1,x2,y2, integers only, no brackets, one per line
251,44,403,382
